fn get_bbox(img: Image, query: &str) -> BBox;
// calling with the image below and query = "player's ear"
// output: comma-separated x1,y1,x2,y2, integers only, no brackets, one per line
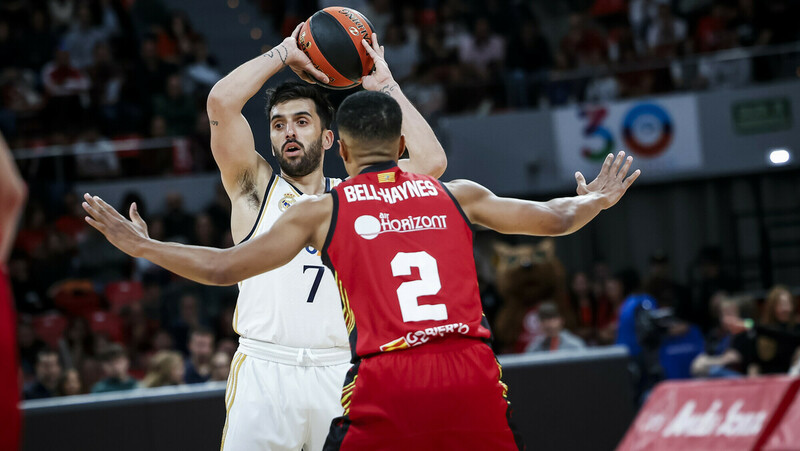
396,135,406,160
322,129,335,150
338,139,349,163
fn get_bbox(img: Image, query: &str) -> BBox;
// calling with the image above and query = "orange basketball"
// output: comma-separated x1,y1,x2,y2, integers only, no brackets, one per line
297,7,375,90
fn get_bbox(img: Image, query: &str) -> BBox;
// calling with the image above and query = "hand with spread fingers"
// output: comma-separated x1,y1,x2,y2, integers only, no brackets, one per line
82,193,150,258
575,151,641,210
360,33,396,93
285,23,330,85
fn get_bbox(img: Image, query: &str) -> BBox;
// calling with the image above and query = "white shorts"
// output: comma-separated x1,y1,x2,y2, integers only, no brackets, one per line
220,338,351,451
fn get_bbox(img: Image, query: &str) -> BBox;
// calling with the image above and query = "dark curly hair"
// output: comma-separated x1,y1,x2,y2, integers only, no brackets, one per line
264,81,335,130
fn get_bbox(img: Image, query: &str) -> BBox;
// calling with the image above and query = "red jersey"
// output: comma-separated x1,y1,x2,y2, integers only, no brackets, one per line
0,264,20,451
322,162,491,361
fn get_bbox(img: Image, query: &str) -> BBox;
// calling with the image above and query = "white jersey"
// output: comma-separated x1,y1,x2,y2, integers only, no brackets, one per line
233,174,349,349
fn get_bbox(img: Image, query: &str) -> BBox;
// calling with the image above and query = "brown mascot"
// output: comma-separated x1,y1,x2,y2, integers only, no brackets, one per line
493,239,574,353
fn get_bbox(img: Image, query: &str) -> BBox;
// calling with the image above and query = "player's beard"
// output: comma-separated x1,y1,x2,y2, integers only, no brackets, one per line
274,133,324,177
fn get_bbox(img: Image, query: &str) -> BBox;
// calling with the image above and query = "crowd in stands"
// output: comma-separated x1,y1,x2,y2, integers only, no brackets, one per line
273,0,800,116
0,0,219,160
6,0,800,401
14,187,238,399
5,0,800,151
507,246,800,403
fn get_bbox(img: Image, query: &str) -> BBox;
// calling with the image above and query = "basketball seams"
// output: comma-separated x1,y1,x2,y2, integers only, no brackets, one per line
313,11,363,83
325,8,375,77
300,19,354,89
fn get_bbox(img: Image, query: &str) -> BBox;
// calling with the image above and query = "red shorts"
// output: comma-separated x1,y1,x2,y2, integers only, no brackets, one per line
324,338,524,451
0,267,20,451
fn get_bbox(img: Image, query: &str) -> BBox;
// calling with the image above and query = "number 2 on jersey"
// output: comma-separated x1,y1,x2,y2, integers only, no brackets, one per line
302,265,324,303
391,252,448,322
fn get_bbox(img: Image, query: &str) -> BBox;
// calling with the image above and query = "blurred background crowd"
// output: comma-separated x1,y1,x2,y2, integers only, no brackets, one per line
3,0,799,402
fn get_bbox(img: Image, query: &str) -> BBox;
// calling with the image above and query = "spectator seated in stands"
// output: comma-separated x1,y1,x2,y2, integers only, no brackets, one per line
152,73,196,136
646,3,688,58
690,293,752,378
526,302,585,353
24,348,62,400
57,367,83,396
209,350,231,382
91,343,137,393
728,285,800,376
184,327,214,384
142,350,185,388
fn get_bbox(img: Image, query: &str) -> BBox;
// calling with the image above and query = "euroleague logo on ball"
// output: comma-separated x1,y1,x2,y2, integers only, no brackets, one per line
349,27,359,36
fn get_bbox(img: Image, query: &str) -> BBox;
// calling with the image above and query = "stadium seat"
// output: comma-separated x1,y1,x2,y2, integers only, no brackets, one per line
52,279,102,316
105,280,144,313
31,312,68,348
86,310,125,343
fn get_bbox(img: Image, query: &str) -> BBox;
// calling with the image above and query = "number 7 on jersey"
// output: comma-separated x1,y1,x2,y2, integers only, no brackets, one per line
302,265,325,303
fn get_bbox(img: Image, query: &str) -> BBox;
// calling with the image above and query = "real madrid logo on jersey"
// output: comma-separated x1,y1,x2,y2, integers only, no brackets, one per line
279,192,297,212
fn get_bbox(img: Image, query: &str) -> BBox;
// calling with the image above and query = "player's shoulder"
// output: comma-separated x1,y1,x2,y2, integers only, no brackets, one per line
442,179,492,202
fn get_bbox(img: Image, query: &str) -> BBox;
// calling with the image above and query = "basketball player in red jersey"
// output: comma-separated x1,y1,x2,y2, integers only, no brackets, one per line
0,131,27,451
82,92,640,450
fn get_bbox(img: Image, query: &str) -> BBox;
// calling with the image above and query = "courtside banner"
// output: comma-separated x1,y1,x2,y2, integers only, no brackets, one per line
617,377,800,451
763,384,800,451
552,95,703,180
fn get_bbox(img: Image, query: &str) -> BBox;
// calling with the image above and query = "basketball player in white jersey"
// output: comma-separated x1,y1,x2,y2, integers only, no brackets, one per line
205,26,446,451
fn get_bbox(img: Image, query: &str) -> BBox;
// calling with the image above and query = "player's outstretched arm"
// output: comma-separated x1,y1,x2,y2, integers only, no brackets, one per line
448,152,640,236
81,193,331,286
360,35,447,178
0,132,27,262
207,24,329,193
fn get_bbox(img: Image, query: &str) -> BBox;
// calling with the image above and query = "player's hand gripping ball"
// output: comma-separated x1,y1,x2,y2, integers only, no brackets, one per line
297,7,375,89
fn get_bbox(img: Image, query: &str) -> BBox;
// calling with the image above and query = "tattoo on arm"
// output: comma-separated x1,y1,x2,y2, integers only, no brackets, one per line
210,120,219,126
264,44,288,66
380,83,399,94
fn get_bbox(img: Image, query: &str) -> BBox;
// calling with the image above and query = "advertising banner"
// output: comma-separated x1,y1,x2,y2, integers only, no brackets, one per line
617,377,800,451
553,96,703,180
763,387,800,451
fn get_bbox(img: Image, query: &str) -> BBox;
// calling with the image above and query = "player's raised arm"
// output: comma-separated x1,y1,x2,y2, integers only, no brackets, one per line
207,24,329,193
81,193,331,286
448,152,640,236
360,34,447,178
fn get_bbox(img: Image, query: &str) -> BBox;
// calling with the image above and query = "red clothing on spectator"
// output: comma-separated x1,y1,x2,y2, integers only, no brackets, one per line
55,215,86,241
15,228,46,256
0,265,20,451
695,15,726,52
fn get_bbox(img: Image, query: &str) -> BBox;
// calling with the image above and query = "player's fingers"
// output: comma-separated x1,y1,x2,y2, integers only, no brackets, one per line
84,194,110,219
575,172,588,194
84,216,106,233
362,39,379,59
371,32,380,52
617,156,633,180
84,192,99,210
129,202,145,226
96,196,126,221
303,63,329,84
611,151,625,176
599,153,614,177
294,69,316,84
82,201,102,222
623,169,641,189
290,23,302,40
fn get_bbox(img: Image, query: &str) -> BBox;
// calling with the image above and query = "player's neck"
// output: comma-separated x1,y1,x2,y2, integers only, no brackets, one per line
280,166,327,195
